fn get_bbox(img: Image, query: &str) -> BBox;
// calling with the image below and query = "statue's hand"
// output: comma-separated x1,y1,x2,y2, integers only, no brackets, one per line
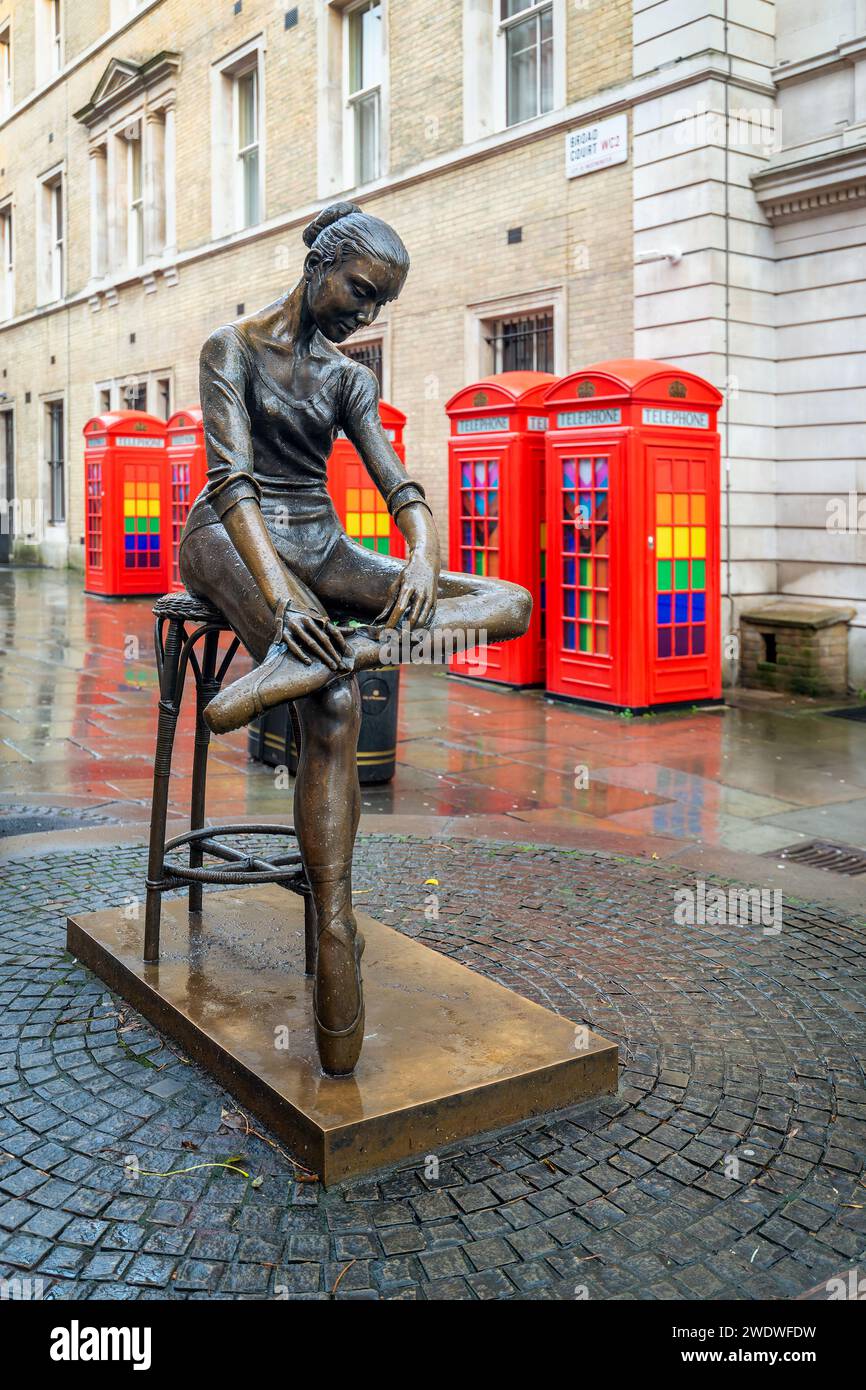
280,605,349,671
375,550,439,630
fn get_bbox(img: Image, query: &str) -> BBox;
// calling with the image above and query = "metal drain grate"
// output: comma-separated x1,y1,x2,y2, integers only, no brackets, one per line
0,805,119,839
771,839,866,876
0,815,74,838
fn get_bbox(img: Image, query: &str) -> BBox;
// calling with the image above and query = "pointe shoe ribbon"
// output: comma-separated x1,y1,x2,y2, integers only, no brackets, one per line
313,916,365,1076
304,857,365,1075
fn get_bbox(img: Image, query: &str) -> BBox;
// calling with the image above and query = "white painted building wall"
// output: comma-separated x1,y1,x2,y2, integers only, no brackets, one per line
631,0,866,684
756,0,866,682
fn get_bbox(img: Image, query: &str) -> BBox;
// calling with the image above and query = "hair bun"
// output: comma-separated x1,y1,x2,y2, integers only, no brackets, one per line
303,202,361,249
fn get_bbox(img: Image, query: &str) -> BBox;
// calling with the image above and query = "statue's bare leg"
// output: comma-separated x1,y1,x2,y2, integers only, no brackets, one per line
179,522,366,1073
292,676,365,1075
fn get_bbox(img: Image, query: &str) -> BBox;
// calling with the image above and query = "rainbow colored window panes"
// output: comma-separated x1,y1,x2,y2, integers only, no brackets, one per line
458,458,500,577
561,456,609,656
86,461,103,570
655,488,706,658
344,461,393,553
170,460,191,586
123,470,162,569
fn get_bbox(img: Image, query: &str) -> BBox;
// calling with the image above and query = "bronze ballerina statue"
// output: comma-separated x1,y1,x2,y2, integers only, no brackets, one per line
179,203,531,1076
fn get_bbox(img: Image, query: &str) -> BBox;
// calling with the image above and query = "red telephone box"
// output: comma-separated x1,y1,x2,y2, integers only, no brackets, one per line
166,408,206,591
543,360,722,710
83,411,169,597
326,400,406,559
446,371,555,686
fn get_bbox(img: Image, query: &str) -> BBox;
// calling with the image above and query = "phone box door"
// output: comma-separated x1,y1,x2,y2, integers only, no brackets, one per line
449,442,510,680
84,431,108,594
166,408,206,591
646,444,721,704
545,439,624,704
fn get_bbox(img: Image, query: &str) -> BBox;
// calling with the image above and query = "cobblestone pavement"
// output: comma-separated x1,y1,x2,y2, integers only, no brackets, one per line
1,834,864,1301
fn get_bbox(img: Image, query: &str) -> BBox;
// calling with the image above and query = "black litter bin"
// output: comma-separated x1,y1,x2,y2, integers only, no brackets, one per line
246,699,293,768
248,666,400,785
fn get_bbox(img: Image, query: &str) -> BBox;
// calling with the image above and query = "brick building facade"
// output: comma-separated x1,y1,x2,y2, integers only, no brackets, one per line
2,1,865,683
0,0,633,568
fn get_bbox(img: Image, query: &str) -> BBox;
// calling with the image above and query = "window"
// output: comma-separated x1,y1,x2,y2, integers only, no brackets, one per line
38,169,64,303
463,1,562,142
318,1,388,197
77,56,179,278
347,1,382,184
467,287,564,379
485,309,553,373
156,376,172,420
343,338,383,393
212,42,265,236
122,379,148,411
92,115,165,273
97,371,173,416
50,179,63,297
95,110,172,273
46,399,65,525
50,0,62,72
126,124,144,266
501,1,552,126
560,455,610,657
0,24,11,117
36,1,62,83
0,202,12,320
236,68,260,228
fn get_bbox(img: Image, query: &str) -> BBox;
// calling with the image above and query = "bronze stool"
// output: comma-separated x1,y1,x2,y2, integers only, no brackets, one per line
144,591,315,972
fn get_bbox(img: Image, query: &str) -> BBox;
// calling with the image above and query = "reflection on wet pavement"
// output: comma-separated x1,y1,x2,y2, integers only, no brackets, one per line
2,567,865,853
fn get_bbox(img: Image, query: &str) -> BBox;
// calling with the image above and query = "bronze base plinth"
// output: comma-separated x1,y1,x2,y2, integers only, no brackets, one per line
66,887,618,1185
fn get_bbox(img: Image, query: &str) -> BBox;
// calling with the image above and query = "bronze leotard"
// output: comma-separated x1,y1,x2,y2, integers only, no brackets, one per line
181,321,410,588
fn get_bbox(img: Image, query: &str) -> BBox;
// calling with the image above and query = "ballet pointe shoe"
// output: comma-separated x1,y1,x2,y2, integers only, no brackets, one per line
313,916,365,1077
204,640,356,735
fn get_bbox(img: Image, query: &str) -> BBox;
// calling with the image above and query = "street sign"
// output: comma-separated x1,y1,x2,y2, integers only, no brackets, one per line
565,114,628,179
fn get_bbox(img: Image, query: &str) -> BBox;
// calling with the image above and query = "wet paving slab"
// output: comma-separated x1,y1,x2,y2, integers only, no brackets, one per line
2,566,866,861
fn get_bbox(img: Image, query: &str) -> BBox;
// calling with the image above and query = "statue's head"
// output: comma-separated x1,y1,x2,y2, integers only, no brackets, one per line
301,202,409,345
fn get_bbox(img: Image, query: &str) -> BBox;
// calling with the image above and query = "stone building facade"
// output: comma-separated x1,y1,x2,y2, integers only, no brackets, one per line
0,0,633,570
0,1,864,680
632,0,866,682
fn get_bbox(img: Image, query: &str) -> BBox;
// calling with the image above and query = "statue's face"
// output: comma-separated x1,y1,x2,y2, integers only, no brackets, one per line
305,252,405,344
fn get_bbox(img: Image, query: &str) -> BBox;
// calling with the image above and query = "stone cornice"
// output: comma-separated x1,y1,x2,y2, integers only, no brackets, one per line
752,141,866,223
772,35,866,87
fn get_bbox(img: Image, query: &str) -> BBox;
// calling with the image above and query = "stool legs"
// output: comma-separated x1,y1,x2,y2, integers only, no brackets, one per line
144,620,184,964
144,611,312,967
188,628,221,914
